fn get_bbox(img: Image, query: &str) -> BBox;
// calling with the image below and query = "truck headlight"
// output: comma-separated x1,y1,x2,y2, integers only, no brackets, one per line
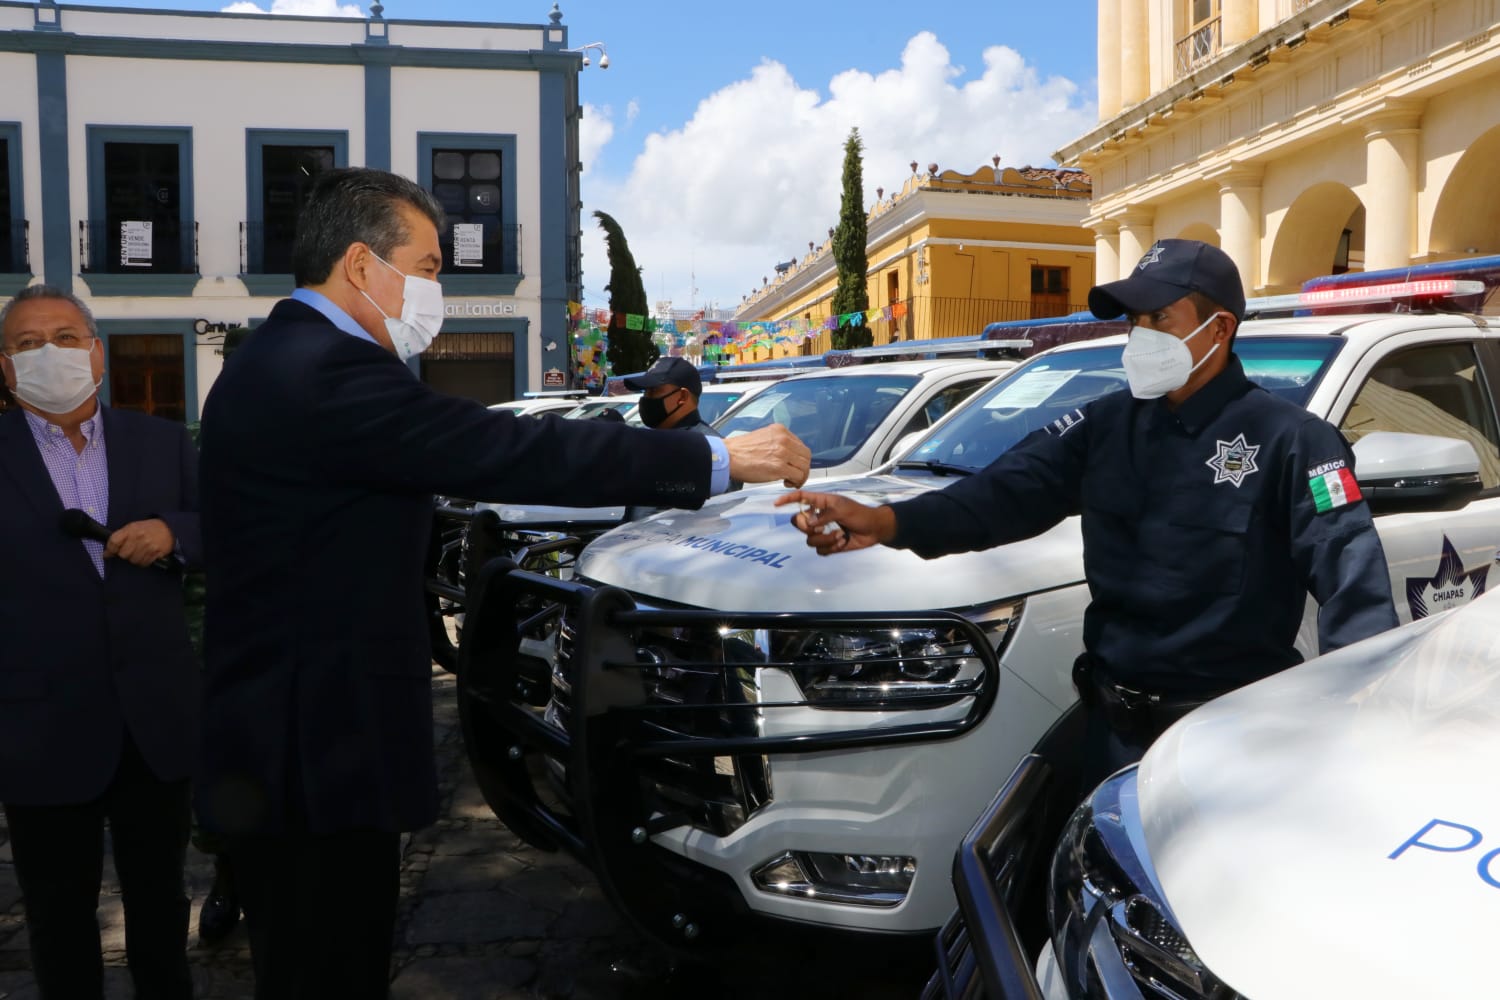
1050,770,1244,999
780,600,1022,708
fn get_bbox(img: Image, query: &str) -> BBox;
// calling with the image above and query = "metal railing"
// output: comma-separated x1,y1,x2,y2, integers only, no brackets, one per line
79,219,198,275
441,222,522,276
0,219,29,273
1175,16,1223,76
239,220,299,274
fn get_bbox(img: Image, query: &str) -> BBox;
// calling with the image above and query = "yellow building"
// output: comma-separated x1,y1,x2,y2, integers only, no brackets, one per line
1063,0,1500,292
732,164,1095,361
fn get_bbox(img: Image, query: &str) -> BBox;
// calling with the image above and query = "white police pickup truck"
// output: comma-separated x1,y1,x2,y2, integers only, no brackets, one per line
425,359,1011,669
456,278,1500,957
1020,586,1500,1000
924,589,1500,1000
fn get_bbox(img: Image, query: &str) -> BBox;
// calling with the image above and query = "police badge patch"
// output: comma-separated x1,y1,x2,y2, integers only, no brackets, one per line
1205,433,1260,487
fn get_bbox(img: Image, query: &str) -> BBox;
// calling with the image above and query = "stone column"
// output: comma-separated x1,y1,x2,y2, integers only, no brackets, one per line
1114,209,1156,271
1210,164,1263,295
1356,101,1423,272
1119,0,1149,108
1221,0,1258,48
1091,220,1121,285
1098,0,1122,120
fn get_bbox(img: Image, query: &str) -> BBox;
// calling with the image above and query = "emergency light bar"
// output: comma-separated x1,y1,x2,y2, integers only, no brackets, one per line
1245,279,1486,315
712,367,806,380
844,338,1033,359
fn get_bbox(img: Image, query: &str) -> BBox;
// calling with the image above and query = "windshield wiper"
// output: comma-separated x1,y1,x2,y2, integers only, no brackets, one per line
894,460,975,477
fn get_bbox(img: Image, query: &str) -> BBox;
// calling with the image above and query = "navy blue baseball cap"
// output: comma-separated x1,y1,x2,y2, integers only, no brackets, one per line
624,356,702,396
1088,239,1246,322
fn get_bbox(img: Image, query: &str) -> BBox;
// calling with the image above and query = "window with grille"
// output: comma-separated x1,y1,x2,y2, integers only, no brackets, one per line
429,147,515,275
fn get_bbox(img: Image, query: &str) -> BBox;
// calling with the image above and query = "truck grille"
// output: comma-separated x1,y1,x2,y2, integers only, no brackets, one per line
546,604,772,837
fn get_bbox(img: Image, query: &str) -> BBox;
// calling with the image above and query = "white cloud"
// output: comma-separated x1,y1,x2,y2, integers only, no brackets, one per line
579,32,1095,313
625,100,641,125
222,0,364,16
578,102,615,178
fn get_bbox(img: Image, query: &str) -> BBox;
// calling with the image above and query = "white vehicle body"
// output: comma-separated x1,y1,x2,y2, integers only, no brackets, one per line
562,394,640,421
487,395,586,418
473,360,1009,534
1039,587,1500,999
471,311,1500,947
713,359,1013,483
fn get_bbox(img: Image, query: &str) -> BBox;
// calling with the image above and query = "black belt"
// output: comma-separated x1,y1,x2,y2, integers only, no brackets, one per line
1073,654,1219,744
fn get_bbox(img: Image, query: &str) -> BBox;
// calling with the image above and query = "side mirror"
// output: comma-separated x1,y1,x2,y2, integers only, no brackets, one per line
889,430,929,464
1353,431,1483,513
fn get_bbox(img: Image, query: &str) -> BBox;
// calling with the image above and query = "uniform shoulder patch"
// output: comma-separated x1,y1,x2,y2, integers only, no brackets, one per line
1307,458,1362,512
1045,408,1086,437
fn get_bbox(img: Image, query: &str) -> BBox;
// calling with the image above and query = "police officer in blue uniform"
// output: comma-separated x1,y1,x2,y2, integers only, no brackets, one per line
622,357,740,521
779,239,1399,788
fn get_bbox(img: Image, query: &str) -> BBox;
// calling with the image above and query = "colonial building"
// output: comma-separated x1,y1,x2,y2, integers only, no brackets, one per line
0,0,584,418
732,162,1095,361
1062,0,1500,292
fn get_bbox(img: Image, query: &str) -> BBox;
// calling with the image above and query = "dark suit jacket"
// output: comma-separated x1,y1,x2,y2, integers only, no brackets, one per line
624,411,737,522
198,299,714,835
0,406,201,805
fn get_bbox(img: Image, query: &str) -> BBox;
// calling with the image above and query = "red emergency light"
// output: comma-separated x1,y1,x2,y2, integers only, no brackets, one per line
1245,279,1486,315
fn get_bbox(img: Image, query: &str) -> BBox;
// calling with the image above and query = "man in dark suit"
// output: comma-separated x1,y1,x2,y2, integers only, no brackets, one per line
0,286,201,999
197,167,809,999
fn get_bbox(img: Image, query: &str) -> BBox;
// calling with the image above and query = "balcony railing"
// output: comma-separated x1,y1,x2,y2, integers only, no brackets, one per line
239,220,299,275
441,222,521,276
1175,16,1222,76
79,219,198,275
0,220,29,273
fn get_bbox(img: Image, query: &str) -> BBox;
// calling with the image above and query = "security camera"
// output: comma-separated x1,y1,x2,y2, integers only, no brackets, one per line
581,54,590,67
598,53,609,69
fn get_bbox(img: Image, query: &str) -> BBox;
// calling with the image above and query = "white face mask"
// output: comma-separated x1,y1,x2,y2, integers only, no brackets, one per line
1120,311,1225,399
359,252,445,361
8,341,101,414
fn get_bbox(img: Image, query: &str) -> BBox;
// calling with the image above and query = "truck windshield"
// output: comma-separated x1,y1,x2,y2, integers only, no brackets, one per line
696,390,743,425
718,374,919,468
899,336,1342,474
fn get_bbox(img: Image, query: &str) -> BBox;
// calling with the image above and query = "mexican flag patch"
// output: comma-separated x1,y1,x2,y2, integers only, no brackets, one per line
1308,462,1362,512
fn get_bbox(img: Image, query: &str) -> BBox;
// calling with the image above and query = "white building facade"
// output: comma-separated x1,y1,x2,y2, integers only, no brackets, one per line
0,0,585,419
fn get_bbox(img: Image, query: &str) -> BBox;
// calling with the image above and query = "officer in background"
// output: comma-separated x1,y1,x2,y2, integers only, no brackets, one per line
622,357,739,521
778,239,1398,789
626,356,721,437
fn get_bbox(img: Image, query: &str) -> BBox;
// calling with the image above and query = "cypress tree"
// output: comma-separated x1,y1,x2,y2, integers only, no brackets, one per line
830,128,872,350
594,210,659,376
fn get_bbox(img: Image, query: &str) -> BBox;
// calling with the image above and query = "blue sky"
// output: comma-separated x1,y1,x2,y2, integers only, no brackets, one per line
96,0,1101,311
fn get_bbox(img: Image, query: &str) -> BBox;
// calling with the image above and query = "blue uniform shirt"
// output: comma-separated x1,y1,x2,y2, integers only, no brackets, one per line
890,354,1399,695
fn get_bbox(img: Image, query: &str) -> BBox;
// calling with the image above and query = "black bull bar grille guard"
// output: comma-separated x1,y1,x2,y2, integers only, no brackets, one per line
457,559,1002,952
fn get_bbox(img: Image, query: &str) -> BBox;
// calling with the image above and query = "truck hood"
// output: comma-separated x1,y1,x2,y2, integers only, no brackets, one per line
475,501,623,527
474,467,851,528
1138,588,1500,999
574,473,1084,612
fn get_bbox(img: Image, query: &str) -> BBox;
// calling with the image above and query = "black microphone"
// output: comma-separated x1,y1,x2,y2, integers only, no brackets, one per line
59,508,175,571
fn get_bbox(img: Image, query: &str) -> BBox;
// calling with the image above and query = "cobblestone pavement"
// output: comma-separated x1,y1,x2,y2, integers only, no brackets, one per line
0,668,932,999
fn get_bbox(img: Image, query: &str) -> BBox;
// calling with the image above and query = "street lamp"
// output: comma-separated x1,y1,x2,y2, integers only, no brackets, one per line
571,41,609,69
